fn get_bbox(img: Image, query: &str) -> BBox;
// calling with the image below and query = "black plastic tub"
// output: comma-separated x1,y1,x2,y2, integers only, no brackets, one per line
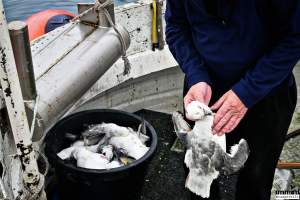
45,109,158,200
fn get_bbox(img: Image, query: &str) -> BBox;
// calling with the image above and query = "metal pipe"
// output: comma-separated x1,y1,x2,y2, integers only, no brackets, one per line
32,24,130,136
8,21,37,101
0,1,43,199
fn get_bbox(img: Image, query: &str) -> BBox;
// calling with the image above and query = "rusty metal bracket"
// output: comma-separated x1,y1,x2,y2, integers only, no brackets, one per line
77,1,115,27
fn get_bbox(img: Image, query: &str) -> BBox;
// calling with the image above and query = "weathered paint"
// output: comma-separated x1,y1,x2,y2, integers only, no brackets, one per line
0,1,43,199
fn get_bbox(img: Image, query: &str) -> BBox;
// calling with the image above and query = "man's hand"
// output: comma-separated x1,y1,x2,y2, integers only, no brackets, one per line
211,90,248,135
184,82,212,119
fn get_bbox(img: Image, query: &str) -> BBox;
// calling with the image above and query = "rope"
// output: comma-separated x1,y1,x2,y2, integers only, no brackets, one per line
95,0,131,75
72,0,113,22
35,150,49,176
24,95,40,139
30,95,39,138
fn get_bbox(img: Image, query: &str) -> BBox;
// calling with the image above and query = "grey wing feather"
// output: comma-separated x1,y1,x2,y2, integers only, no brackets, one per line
221,139,250,175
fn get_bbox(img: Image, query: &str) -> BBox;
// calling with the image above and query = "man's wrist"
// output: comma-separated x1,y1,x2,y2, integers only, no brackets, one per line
187,73,211,89
232,82,253,108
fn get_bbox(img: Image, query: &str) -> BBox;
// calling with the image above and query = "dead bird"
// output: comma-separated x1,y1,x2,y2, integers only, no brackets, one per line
172,101,250,198
113,147,135,165
80,121,150,146
98,144,114,161
72,147,110,170
83,122,149,159
64,130,105,147
57,121,150,170
57,140,99,160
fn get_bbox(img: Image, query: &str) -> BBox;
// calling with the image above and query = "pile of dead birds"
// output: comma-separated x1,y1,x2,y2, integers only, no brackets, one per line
57,121,149,170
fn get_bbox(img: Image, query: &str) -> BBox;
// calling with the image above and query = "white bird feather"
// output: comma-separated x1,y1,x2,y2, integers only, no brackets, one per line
72,147,110,170
172,101,250,198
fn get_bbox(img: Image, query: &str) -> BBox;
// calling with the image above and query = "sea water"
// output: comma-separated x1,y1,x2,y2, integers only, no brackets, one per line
3,0,136,22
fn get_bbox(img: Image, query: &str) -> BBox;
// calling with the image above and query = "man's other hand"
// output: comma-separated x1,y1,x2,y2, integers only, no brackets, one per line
211,90,248,136
184,82,212,118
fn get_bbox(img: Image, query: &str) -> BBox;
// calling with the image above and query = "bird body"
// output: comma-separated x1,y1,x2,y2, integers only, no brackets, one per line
172,101,250,198
72,147,110,170
109,134,149,160
57,122,149,170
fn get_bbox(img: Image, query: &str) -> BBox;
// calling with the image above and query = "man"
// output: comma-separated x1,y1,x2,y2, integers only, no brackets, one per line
165,0,300,200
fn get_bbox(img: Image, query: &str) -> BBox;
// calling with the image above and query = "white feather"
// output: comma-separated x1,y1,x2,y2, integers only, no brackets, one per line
101,145,114,160
72,140,84,147
57,146,76,160
109,134,149,160
186,169,219,198
72,147,109,170
186,101,212,121
106,160,122,169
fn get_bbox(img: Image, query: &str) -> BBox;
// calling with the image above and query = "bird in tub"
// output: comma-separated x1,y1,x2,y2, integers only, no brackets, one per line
57,121,150,169
81,122,149,160
172,101,250,198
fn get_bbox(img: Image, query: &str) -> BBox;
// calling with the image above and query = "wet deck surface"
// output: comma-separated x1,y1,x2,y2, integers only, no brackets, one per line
135,110,191,200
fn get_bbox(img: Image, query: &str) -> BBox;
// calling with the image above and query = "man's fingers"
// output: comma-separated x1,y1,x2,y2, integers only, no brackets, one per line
227,117,242,133
212,109,232,134
204,87,212,106
227,109,247,132
204,92,211,106
222,109,247,133
212,101,230,126
219,115,239,134
184,96,192,110
211,95,226,110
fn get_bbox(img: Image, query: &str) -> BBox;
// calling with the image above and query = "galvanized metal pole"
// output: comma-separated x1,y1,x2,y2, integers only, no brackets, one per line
0,1,43,198
8,21,39,141
8,21,37,101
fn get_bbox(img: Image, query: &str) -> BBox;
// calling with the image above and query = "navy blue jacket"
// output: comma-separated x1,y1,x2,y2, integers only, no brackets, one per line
165,0,300,108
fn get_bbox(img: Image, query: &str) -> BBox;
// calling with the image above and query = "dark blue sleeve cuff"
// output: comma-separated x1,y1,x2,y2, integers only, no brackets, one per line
232,80,263,108
187,71,212,89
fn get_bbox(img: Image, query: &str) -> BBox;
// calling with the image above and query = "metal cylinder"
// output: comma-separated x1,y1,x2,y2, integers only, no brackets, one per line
34,24,130,134
8,21,37,101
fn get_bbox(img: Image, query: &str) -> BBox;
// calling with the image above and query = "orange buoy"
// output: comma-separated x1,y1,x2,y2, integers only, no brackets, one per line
26,9,75,41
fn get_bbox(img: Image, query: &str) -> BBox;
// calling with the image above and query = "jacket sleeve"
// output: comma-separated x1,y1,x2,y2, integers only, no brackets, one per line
232,0,300,108
165,0,211,88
